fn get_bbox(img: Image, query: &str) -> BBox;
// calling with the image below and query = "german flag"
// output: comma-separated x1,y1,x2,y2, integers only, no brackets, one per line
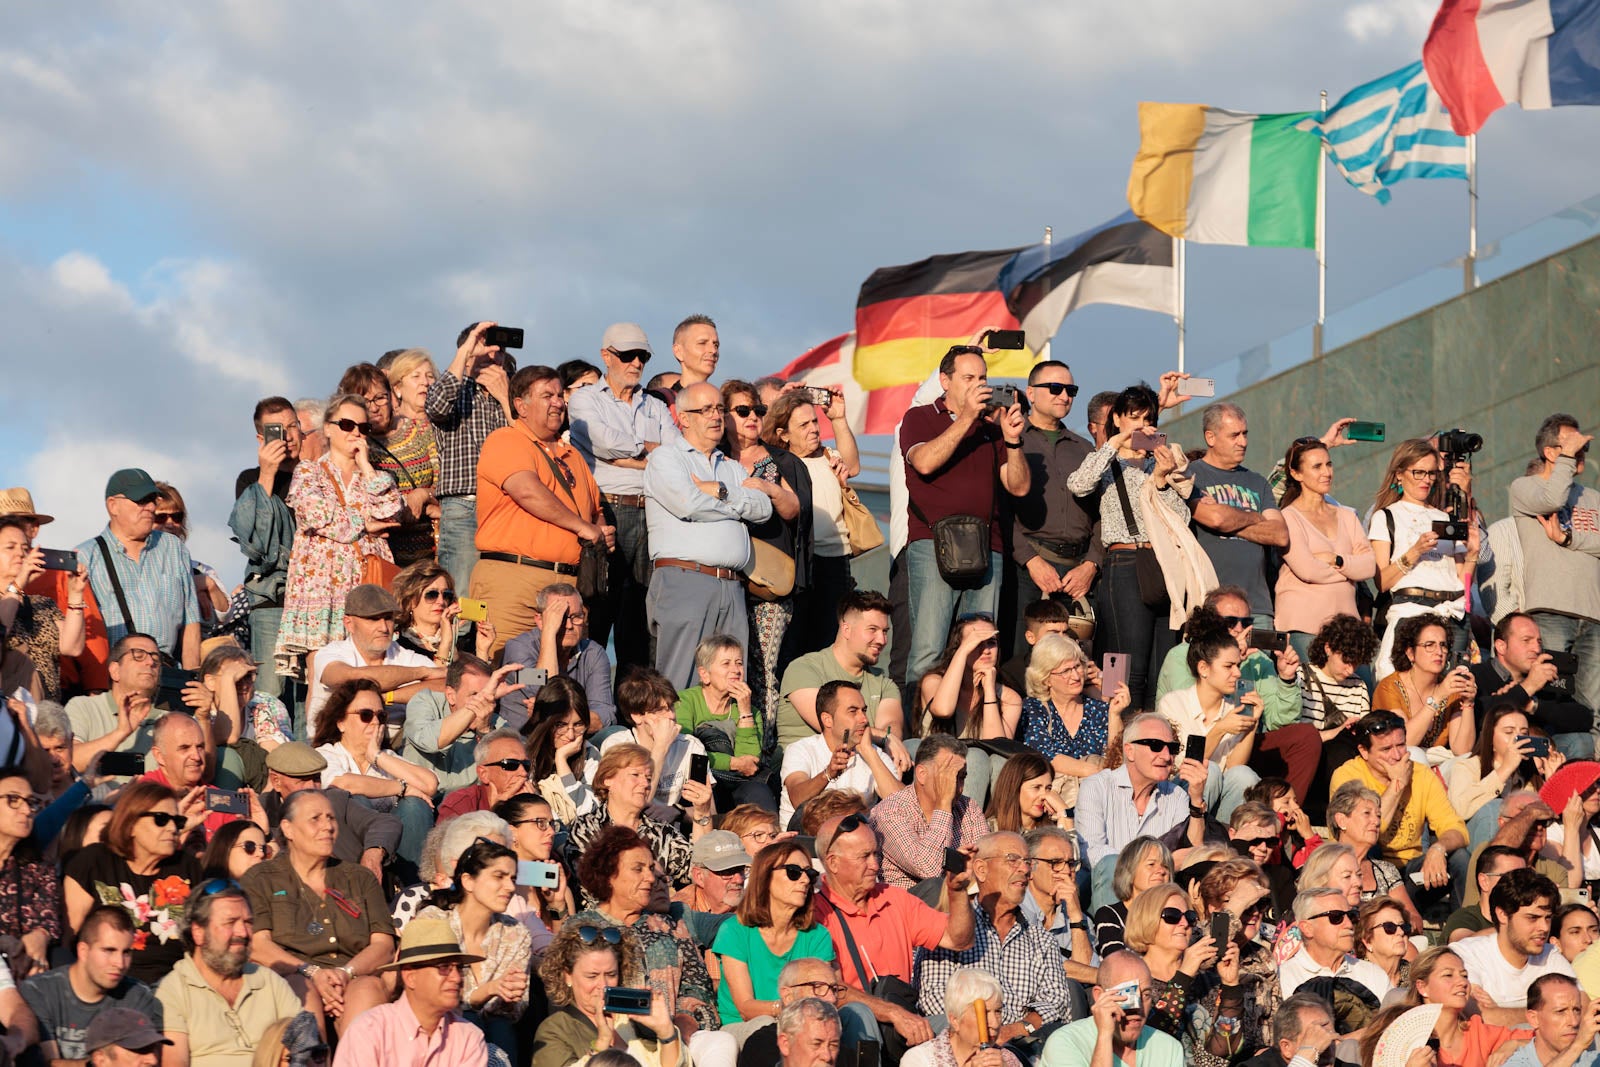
851,247,1038,391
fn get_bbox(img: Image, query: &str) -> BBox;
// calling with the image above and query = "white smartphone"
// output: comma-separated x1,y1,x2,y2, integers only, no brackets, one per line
1176,377,1216,398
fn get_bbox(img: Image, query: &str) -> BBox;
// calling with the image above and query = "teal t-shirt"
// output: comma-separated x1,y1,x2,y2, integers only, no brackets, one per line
1041,1018,1184,1067
712,918,835,1024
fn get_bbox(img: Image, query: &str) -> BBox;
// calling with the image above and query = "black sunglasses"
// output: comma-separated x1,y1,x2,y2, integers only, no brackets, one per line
837,813,868,835
1220,615,1253,629
1234,835,1278,851
1370,920,1412,936
330,417,374,436
235,840,268,856
576,925,623,945
731,404,769,419
1311,908,1359,926
1128,738,1180,755
1159,907,1198,927
487,758,531,774
779,863,818,884
609,348,651,365
141,811,188,831
154,511,186,524
1034,382,1080,398
349,708,387,724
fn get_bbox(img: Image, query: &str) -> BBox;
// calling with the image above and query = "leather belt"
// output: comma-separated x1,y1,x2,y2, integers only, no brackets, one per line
478,551,579,576
655,557,742,582
602,493,647,508
1392,587,1460,605
1105,542,1152,552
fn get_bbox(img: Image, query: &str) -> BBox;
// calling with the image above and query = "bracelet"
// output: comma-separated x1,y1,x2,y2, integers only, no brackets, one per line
657,1029,679,1045
67,604,85,610
1004,440,1023,450
1189,804,1207,818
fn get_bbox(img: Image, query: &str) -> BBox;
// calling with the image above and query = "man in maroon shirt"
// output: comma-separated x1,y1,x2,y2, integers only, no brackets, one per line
898,345,1029,692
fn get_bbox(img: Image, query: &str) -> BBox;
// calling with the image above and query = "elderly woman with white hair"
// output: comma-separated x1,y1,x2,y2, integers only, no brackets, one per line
902,966,1019,1067
1020,633,1130,780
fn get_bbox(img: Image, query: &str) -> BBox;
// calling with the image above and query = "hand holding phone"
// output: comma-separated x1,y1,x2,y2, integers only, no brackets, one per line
1184,734,1207,765
516,860,561,888
1175,377,1216,398
1129,428,1167,452
688,753,710,785
38,548,79,573
1101,653,1129,697
943,847,969,876
458,598,489,623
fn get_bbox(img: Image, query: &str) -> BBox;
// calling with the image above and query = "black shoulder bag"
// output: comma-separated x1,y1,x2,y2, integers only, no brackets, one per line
1108,461,1168,606
907,497,989,585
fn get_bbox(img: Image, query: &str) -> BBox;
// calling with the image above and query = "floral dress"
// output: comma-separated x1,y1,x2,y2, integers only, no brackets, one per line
275,455,401,667
64,843,202,985
372,416,440,566
745,453,792,724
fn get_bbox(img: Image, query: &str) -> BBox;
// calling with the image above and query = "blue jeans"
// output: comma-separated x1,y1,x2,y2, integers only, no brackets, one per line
1204,762,1260,824
1533,612,1600,739
1404,846,1470,913
1466,798,1501,851
353,796,434,885
436,495,480,594
905,542,1003,691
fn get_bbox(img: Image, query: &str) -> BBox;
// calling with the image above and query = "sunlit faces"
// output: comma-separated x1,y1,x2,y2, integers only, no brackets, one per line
1418,951,1471,1010
838,609,889,668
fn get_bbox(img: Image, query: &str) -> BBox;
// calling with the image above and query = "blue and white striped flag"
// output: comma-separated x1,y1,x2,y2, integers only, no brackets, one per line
1300,61,1469,204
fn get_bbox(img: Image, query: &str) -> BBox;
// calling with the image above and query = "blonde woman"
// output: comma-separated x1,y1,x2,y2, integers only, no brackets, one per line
1020,633,1129,778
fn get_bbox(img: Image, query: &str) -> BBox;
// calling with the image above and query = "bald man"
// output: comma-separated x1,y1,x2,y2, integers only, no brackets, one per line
1040,952,1184,1067
642,381,777,688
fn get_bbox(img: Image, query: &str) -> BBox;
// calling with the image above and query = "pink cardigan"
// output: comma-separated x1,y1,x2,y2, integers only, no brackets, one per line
1274,504,1377,635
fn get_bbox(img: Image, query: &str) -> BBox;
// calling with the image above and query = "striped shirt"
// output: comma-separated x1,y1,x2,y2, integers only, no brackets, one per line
1299,663,1371,731
424,370,509,497
76,527,200,654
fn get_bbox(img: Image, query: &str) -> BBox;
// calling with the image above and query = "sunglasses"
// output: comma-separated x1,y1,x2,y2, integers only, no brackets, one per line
779,864,819,884
1234,835,1278,851
141,812,189,831
198,877,243,897
1220,615,1253,630
1159,907,1199,927
576,925,623,945
350,708,387,725
1034,382,1080,398
330,418,374,436
947,345,985,357
836,813,868,836
421,588,457,603
731,404,769,419
235,839,268,856
1310,908,1360,926
154,511,186,524
486,758,531,774
1370,920,1412,936
609,348,651,365
1128,738,1180,755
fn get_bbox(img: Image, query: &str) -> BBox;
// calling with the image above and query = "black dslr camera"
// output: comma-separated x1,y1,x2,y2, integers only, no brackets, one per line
1434,428,1484,538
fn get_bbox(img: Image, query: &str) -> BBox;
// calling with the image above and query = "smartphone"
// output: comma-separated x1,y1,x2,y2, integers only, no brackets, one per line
983,329,1026,350
602,987,654,1016
688,753,710,785
457,597,488,623
1249,628,1288,654
205,787,250,816
38,548,79,572
482,325,524,349
515,667,548,693
262,423,286,444
856,1039,881,1067
1175,377,1216,398
1130,428,1167,451
1432,518,1470,541
516,860,561,888
1546,650,1579,676
99,750,146,778
1184,734,1207,765
1346,420,1386,442
1101,653,1129,697
1109,979,1142,1013
806,386,834,409
1446,649,1471,675
1209,912,1231,947
943,847,968,876
1519,735,1552,760
988,384,1020,410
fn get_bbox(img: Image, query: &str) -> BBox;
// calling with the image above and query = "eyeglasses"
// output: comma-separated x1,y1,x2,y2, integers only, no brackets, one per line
711,865,749,879
1220,615,1253,630
1310,908,1359,926
1037,857,1080,873
426,961,467,975
608,348,651,365
1234,835,1278,851
1050,662,1086,676
0,794,42,814
680,404,725,417
946,345,985,357
486,758,531,774
1033,382,1080,398
330,418,374,436
1128,738,1180,755
513,817,559,831
348,708,387,725
235,839,267,855
421,589,457,603
1159,907,1198,927
991,852,1033,869
779,863,819,884
731,404,769,419
786,981,847,997
154,511,186,525
1370,920,1412,936
121,648,161,664
1414,640,1449,652
1405,468,1441,480
576,925,623,945
141,811,189,831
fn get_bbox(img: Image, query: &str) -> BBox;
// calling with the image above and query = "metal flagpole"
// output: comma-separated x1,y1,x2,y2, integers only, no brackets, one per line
1465,133,1478,291
1175,236,1186,373
1040,226,1053,361
1314,89,1327,359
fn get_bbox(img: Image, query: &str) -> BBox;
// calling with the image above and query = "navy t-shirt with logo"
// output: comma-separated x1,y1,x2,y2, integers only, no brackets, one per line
1188,459,1276,616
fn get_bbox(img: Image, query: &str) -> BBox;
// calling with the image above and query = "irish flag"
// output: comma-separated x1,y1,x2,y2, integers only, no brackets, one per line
1127,103,1322,248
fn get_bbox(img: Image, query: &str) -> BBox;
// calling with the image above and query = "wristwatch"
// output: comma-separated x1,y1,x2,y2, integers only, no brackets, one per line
717,483,728,501
1023,1020,1038,1035
1332,555,1345,569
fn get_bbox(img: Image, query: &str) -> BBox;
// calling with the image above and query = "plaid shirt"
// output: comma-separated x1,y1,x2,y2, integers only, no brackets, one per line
913,900,1074,1024
76,527,200,653
868,784,990,888
425,370,509,497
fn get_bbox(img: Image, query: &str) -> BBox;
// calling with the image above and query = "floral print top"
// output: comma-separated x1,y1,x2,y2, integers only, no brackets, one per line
64,843,203,985
0,854,61,945
1021,695,1110,762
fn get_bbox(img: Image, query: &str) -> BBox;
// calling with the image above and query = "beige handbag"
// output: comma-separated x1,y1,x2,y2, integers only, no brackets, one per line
746,539,796,602
840,487,885,556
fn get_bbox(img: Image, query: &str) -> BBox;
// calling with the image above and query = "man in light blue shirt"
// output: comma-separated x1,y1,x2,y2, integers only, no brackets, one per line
77,468,201,668
1076,713,1209,912
567,323,682,672
643,382,774,688
1502,973,1600,1067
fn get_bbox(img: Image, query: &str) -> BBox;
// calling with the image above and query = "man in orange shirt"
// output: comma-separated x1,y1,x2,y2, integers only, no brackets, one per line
470,365,615,655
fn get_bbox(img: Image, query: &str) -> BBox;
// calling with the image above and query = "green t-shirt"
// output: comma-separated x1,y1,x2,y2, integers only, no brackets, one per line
1041,1018,1184,1067
712,918,835,1024
1442,906,1493,943
776,650,899,748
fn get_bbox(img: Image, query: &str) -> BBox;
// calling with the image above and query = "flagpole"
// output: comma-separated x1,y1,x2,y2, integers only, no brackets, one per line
1040,226,1053,362
1175,236,1186,373
1314,89,1327,359
1465,133,1478,291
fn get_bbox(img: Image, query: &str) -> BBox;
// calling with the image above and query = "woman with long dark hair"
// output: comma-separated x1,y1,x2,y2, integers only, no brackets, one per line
916,612,1021,805
1275,438,1375,659
1371,613,1477,763
200,818,272,882
985,751,1070,834
524,683,594,822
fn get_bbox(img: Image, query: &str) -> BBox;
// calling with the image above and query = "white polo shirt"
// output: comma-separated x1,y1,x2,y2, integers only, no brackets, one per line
1278,947,1393,1002
1451,934,1574,1008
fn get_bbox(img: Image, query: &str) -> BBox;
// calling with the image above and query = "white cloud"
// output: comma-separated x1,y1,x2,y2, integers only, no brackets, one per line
1343,1,1435,43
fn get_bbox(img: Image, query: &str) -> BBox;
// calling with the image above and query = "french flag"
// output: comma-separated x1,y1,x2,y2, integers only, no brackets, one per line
1424,0,1600,134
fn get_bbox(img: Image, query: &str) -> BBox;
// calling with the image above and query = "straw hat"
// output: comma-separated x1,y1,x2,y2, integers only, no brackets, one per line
378,917,485,972
0,488,52,526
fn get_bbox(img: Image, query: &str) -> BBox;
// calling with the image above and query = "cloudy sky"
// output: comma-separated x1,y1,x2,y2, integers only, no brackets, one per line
4,1,1597,581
